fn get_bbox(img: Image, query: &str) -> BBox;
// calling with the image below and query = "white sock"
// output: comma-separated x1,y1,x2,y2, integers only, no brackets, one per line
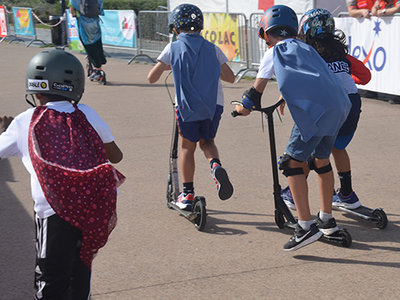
319,211,332,222
298,220,313,231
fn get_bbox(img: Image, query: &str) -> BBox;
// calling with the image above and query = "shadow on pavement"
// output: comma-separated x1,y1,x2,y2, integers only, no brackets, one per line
0,159,34,298
293,254,400,268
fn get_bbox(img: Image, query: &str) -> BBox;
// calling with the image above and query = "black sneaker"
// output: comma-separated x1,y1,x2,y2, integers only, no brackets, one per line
314,215,339,236
283,223,323,251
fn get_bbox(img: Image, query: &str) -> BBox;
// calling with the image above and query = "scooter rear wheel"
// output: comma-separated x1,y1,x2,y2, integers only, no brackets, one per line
372,208,388,229
193,197,206,231
166,175,174,209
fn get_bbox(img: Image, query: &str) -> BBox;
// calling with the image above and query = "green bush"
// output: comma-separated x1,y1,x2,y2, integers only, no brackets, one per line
1,0,58,24
103,0,167,13
1,0,167,25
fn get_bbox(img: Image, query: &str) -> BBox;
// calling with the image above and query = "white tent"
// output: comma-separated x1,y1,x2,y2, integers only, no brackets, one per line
167,0,347,17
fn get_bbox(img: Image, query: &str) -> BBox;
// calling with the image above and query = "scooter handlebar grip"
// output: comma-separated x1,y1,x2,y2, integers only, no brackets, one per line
231,111,241,117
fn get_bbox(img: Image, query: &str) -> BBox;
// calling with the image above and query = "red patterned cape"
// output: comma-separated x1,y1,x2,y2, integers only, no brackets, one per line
28,105,125,269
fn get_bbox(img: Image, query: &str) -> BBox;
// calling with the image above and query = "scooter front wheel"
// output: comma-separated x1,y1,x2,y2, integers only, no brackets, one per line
274,209,285,229
338,229,352,247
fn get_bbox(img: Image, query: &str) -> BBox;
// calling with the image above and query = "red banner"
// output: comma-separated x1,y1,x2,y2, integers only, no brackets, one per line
258,0,274,11
0,6,8,37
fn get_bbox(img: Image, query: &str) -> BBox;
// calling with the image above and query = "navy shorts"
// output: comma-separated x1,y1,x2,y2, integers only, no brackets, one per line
334,133,355,150
176,105,223,143
337,93,361,136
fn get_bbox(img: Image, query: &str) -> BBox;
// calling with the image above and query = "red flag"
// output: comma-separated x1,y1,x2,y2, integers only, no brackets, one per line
259,0,274,11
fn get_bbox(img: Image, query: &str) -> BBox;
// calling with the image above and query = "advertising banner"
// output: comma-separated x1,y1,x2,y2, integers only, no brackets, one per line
335,16,400,95
202,13,241,62
169,0,227,12
12,7,35,37
100,10,137,48
66,10,84,51
0,6,8,37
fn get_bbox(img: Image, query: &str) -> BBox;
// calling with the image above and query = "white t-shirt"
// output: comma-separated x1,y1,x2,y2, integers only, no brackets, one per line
157,43,228,106
256,44,276,80
0,101,115,218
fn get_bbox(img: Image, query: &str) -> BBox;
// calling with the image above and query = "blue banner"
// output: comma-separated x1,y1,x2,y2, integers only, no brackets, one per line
13,7,35,37
100,10,137,48
66,10,84,51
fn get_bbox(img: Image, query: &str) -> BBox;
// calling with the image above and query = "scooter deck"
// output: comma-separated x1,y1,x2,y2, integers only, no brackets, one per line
334,205,375,220
283,220,352,247
168,202,198,221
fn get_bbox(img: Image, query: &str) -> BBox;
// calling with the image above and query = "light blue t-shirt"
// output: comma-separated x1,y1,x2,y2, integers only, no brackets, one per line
257,38,351,142
70,0,104,45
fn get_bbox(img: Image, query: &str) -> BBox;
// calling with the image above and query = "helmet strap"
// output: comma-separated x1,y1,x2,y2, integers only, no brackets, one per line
25,94,37,107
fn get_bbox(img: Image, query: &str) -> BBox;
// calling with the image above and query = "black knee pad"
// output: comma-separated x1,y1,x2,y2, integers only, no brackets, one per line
278,153,304,177
308,157,332,174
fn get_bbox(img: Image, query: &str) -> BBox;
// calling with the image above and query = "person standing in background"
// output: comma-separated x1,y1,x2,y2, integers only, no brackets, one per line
347,0,375,18
70,0,107,84
371,0,400,16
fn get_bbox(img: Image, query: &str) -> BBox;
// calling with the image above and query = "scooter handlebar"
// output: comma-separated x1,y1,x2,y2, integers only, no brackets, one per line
230,99,285,118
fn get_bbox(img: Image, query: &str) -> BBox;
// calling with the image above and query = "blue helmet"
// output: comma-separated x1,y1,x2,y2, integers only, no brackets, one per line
258,5,298,42
168,4,203,33
299,8,335,38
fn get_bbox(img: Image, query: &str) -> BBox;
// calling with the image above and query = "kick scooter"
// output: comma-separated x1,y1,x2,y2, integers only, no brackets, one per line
164,73,207,231
86,56,106,85
333,203,387,229
232,100,352,247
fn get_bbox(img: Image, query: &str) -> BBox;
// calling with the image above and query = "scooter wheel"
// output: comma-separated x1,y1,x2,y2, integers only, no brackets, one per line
274,209,285,229
372,208,388,229
85,56,93,77
338,229,352,248
193,197,206,231
166,176,174,209
100,76,106,85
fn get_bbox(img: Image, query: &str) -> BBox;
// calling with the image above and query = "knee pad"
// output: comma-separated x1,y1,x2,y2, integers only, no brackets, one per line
308,157,332,174
278,153,304,177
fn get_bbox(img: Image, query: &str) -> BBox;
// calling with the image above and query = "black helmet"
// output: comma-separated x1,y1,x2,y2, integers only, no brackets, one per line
299,8,335,39
26,49,85,102
168,3,203,33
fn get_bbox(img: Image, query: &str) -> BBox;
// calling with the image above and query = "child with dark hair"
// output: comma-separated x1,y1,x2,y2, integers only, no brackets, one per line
281,8,371,211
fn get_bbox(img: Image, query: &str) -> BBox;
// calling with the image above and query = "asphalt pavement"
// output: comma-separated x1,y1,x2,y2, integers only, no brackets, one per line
1,40,400,300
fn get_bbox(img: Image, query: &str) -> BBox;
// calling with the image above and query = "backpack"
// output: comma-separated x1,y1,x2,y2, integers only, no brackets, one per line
28,105,125,269
80,0,100,18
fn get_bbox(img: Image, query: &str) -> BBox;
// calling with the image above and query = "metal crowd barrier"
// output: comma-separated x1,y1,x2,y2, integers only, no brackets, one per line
130,11,252,76
1,6,282,81
234,12,266,81
128,10,169,64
